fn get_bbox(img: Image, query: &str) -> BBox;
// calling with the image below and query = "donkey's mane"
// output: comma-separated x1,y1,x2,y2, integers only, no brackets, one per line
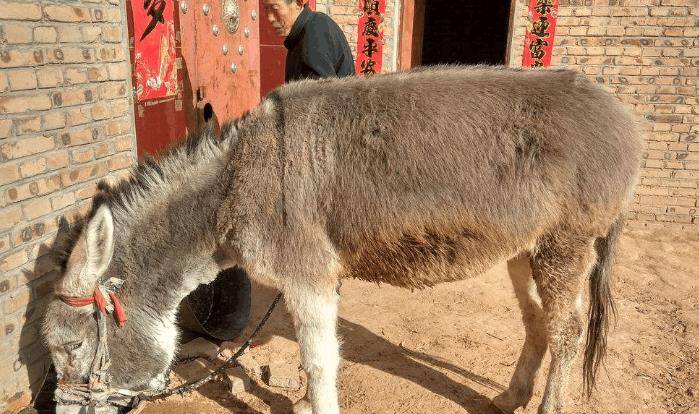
50,121,239,270
95,122,238,216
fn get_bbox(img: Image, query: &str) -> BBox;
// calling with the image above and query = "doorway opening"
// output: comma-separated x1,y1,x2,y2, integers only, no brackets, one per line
402,0,513,68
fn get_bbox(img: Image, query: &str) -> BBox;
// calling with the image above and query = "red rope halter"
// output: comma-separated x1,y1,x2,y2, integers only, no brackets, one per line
59,287,128,327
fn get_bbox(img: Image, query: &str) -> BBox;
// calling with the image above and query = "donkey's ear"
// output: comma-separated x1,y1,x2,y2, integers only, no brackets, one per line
58,216,70,233
85,205,114,277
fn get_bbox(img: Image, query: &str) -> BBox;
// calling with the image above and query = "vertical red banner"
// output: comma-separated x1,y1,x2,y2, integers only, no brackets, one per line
131,0,178,100
356,0,386,76
521,0,559,68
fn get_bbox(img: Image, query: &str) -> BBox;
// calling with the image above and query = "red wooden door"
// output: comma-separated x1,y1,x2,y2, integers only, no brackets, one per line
127,0,187,157
259,0,315,98
128,0,262,156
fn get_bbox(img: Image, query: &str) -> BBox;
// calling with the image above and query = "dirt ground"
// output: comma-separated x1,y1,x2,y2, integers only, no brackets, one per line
140,228,699,414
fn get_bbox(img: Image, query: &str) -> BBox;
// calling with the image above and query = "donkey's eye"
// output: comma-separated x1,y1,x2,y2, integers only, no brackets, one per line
64,341,83,352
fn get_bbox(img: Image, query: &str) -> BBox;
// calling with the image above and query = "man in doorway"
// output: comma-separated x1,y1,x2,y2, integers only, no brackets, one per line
262,0,355,82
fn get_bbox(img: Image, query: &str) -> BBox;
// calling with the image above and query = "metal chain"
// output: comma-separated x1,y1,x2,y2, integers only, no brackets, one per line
138,292,283,402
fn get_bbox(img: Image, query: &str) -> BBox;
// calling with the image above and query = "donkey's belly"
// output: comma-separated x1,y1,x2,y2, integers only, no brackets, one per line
340,229,514,289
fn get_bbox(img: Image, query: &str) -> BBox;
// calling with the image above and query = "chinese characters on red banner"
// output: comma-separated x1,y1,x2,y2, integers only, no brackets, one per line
356,0,385,76
131,0,178,100
522,0,558,68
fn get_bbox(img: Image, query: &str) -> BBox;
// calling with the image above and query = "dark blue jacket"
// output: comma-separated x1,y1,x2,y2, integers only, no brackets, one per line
284,5,355,82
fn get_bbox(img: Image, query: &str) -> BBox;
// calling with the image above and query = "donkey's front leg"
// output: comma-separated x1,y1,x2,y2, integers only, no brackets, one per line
285,285,341,414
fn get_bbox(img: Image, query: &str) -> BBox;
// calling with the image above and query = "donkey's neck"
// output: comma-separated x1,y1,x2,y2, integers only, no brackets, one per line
109,139,232,317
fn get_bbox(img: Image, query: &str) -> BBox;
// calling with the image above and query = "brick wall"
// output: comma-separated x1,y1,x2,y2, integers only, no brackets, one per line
0,0,137,409
508,0,698,228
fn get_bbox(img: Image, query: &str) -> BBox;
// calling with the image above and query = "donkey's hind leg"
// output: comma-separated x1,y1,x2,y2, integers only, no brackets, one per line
285,282,341,414
493,252,548,413
533,234,596,414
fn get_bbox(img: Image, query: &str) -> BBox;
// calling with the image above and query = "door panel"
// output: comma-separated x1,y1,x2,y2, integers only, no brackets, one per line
190,0,261,128
128,0,262,156
127,0,187,157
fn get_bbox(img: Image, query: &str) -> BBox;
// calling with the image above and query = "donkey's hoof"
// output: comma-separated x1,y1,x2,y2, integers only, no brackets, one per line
293,398,313,414
491,391,523,413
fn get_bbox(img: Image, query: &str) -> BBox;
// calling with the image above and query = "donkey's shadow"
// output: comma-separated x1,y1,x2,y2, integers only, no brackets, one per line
18,219,78,413
228,281,504,414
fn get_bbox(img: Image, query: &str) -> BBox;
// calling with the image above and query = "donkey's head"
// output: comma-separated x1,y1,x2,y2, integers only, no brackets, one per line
42,200,176,411
43,204,115,381
41,127,236,411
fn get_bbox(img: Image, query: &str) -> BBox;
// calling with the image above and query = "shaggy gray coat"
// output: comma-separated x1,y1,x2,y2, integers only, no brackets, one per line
43,66,642,414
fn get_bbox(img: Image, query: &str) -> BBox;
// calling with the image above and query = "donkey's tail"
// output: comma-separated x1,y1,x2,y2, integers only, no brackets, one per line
583,216,623,397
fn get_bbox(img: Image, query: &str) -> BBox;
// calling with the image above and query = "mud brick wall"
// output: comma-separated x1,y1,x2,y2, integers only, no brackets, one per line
318,0,399,72
508,0,698,228
0,0,137,410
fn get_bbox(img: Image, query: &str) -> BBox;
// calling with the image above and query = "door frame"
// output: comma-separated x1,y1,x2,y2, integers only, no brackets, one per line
397,0,424,70
504,0,518,66
397,0,518,70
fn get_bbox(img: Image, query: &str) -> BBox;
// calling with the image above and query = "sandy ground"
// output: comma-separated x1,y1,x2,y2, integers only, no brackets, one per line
139,228,699,414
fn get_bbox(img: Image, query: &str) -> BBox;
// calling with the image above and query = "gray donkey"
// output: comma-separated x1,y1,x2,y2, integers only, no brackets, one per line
42,66,642,414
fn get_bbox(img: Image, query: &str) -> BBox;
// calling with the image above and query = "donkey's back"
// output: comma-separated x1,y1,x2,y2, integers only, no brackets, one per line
218,66,642,414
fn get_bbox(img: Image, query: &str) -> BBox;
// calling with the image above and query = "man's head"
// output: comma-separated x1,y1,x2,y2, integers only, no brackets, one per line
261,0,305,37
